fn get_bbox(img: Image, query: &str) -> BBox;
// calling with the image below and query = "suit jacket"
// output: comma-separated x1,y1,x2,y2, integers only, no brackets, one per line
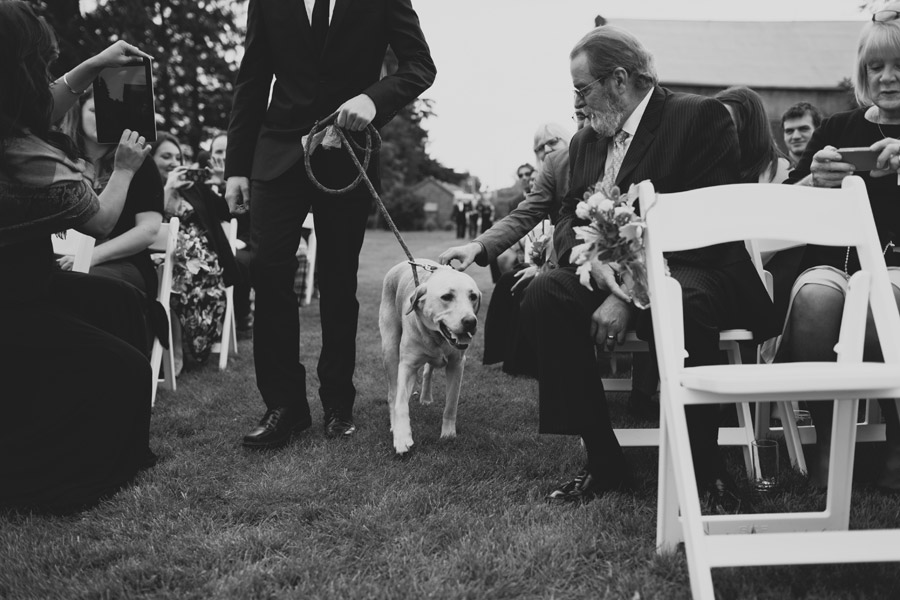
225,0,436,182
555,86,747,269
475,147,569,265
556,86,778,341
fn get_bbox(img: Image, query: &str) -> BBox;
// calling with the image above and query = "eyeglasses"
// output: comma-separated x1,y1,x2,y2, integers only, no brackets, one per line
533,138,561,155
874,9,900,22
517,171,534,179
573,76,606,102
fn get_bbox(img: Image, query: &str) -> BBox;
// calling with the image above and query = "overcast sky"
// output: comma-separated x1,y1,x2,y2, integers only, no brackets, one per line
412,0,872,190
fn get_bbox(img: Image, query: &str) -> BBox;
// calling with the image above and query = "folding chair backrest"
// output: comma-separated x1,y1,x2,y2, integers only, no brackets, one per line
51,229,96,273
637,176,900,366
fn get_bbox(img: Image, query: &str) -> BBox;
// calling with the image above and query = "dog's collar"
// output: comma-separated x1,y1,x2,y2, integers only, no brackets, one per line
408,260,439,273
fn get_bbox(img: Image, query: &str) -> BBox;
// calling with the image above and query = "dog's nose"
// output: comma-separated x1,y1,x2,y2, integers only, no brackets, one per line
462,316,477,334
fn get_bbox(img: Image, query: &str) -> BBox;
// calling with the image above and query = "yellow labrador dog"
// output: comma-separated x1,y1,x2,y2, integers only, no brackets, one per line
379,259,481,454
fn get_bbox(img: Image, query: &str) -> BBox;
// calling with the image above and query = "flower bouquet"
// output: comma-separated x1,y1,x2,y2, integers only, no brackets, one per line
569,181,650,309
526,220,554,270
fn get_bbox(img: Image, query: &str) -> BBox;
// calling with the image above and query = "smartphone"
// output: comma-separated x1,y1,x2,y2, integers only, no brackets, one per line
836,147,881,171
183,168,210,183
92,57,157,144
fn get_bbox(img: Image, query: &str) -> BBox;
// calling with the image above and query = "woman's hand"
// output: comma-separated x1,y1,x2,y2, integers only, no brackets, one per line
809,145,855,188
164,166,195,192
87,40,152,71
113,129,151,174
56,255,75,271
870,137,900,178
588,257,631,302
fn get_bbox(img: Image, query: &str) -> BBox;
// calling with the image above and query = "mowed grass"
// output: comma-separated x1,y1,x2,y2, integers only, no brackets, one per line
2,229,899,599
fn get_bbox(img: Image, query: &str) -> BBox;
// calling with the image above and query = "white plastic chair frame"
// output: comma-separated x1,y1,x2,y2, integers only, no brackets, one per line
212,219,239,370
51,229,96,273
148,217,179,406
748,238,887,468
639,177,900,599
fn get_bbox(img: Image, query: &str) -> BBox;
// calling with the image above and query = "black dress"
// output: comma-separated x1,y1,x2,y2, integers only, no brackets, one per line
0,180,156,512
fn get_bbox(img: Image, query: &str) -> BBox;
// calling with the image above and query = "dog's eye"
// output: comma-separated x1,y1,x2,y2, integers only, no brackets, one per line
441,293,454,302
469,293,478,303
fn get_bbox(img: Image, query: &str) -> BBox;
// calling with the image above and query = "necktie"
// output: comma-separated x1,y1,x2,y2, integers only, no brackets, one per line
601,130,630,195
311,0,329,55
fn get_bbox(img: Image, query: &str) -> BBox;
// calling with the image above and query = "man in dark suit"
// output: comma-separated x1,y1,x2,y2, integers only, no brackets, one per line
521,25,777,503
224,0,436,448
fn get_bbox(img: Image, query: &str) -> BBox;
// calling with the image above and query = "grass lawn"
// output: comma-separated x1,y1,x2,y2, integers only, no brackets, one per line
2,229,899,599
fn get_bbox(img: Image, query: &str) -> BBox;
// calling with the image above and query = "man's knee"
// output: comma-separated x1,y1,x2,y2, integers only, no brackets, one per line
250,252,298,291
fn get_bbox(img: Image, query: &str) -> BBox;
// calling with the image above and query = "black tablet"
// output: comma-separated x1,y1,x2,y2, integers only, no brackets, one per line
92,57,157,144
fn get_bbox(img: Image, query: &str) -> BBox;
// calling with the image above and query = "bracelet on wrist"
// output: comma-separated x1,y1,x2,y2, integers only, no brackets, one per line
62,72,88,96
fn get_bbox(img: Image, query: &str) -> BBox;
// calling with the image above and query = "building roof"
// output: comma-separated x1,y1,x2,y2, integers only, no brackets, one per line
612,19,865,90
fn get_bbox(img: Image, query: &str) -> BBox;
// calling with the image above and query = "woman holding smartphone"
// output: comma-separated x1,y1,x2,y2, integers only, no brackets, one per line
57,89,163,294
772,7,900,491
151,132,241,373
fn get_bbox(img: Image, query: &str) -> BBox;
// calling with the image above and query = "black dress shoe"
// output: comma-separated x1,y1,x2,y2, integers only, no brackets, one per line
324,414,357,438
547,470,631,503
243,406,311,449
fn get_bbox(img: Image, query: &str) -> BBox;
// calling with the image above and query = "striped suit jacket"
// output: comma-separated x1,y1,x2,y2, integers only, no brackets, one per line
555,86,748,269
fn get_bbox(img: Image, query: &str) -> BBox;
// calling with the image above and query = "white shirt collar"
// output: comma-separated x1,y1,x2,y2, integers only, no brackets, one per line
619,88,654,139
304,0,334,24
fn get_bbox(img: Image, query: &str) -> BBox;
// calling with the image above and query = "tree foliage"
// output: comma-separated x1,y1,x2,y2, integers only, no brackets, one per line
32,0,243,151
33,0,465,194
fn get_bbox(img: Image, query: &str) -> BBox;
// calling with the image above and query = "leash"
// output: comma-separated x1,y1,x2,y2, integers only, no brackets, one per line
304,111,425,286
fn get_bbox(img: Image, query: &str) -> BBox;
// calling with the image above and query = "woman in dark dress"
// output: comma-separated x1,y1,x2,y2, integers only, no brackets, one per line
774,9,900,490
0,1,156,511
56,89,164,294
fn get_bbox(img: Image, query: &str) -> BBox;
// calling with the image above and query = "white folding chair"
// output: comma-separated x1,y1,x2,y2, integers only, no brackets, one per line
748,237,891,473
51,229,96,273
212,219,239,370
638,177,900,599
302,212,317,306
148,217,179,406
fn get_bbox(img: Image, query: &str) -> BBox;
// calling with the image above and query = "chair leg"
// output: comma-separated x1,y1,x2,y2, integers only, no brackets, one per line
778,401,808,474
656,404,683,553
825,398,860,530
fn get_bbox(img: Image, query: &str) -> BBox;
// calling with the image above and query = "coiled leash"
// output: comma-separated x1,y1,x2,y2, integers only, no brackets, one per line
303,111,432,286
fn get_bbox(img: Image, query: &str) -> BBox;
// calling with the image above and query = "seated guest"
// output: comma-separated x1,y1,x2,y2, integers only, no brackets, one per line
521,25,776,504
0,0,156,511
151,132,242,372
439,121,575,376
56,89,163,294
782,101,823,167
771,8,900,491
715,86,791,184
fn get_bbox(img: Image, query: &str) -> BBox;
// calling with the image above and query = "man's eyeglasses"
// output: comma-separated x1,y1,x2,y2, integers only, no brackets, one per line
874,9,900,22
573,76,605,102
533,137,561,155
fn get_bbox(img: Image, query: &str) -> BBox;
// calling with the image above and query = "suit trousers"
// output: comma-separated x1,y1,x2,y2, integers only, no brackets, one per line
522,265,728,483
249,152,372,420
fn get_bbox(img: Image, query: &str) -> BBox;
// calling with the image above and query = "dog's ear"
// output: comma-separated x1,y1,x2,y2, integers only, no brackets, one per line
406,284,427,315
474,289,482,314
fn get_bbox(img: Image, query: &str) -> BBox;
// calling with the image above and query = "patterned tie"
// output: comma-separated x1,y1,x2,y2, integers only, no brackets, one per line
601,130,630,195
311,0,329,55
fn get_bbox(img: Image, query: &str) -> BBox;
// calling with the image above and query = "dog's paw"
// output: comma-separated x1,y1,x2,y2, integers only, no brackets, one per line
394,435,414,455
418,392,434,406
440,421,457,439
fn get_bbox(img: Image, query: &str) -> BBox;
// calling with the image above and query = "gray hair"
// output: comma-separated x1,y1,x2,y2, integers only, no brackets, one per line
570,25,658,92
532,122,572,152
853,14,900,107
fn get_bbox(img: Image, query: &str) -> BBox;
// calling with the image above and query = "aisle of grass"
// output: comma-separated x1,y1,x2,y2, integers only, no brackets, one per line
2,229,898,599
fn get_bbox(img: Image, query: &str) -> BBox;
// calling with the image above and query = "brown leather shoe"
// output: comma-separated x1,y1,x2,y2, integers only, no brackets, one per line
242,406,311,449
